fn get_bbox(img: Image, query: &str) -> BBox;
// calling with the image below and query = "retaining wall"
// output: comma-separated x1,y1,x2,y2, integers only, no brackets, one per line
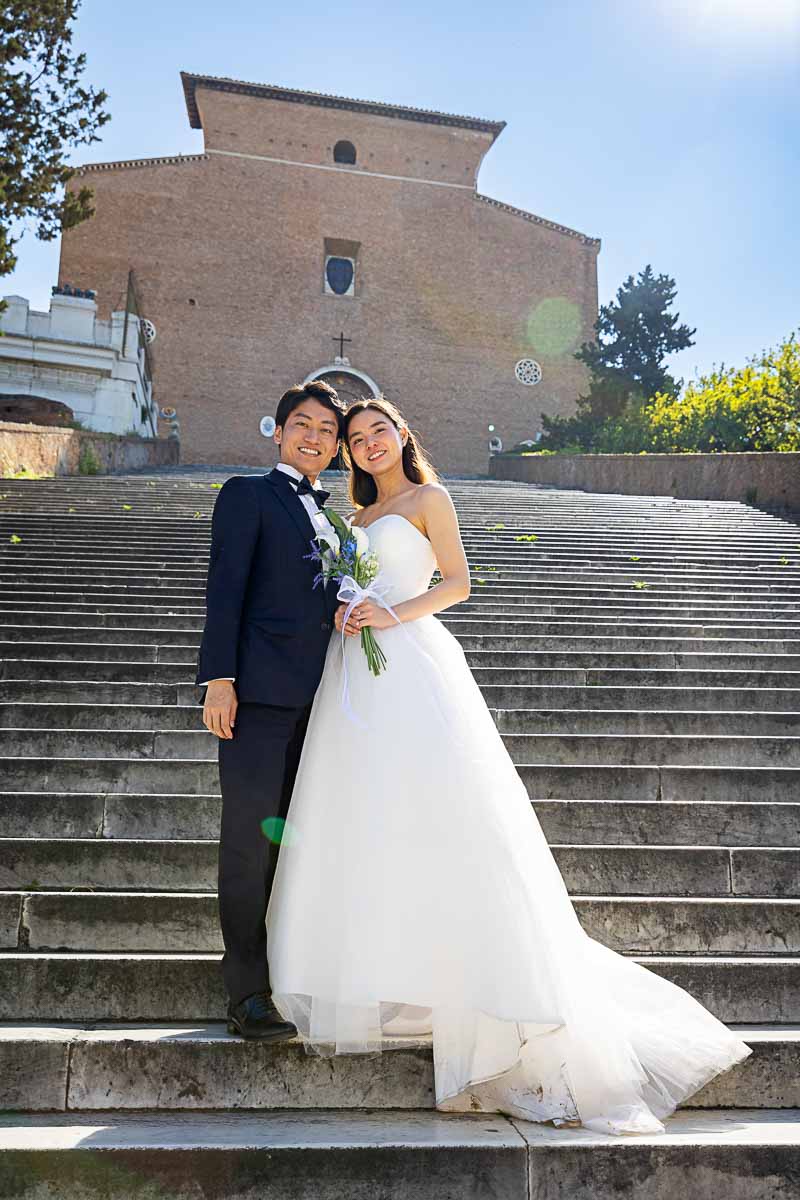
0,421,179,477
490,452,800,513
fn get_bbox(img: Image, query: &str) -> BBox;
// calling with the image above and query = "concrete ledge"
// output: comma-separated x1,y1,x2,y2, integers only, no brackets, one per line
0,1109,798,1200
0,421,179,478
490,452,800,513
0,1024,796,1113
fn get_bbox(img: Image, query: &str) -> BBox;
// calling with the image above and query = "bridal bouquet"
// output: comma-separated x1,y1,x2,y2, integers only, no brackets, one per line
307,511,390,677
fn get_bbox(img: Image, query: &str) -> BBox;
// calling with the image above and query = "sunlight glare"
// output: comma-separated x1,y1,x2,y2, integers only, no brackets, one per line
663,0,800,41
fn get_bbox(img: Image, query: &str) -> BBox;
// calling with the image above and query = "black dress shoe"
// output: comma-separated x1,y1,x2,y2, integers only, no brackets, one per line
227,991,298,1041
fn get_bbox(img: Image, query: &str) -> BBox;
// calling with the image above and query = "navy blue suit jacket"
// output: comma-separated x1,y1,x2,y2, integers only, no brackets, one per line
196,470,338,708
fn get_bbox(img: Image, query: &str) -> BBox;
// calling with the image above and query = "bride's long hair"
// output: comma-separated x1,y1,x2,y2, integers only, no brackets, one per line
342,397,438,508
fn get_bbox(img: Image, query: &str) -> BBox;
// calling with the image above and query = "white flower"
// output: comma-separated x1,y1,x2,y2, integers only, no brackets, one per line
351,524,370,557
316,527,340,557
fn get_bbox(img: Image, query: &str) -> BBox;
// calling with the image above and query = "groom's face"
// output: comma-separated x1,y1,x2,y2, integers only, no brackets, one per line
275,399,340,478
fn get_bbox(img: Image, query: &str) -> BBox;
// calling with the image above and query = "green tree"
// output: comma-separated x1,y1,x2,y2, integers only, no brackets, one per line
0,1,110,303
645,333,800,453
539,266,695,450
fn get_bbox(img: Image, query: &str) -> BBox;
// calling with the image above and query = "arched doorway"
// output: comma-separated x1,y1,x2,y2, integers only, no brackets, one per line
303,365,380,469
303,365,380,406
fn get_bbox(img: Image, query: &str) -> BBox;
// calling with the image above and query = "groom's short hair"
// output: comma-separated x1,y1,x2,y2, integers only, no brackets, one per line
275,381,345,432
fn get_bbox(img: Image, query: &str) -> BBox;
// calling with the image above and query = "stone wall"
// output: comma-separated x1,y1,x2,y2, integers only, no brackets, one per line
0,421,178,477
489,452,800,512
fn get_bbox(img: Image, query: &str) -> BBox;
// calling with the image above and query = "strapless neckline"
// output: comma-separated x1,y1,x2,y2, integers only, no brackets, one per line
360,513,431,547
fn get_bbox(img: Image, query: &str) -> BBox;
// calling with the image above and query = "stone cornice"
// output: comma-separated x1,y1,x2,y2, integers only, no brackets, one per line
180,71,506,140
476,193,601,248
74,153,209,176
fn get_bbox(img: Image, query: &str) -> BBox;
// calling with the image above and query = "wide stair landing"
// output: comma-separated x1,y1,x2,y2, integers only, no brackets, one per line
0,469,799,1198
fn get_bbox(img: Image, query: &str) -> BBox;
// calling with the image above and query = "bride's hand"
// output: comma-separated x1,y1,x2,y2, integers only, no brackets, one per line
352,601,395,631
335,603,361,637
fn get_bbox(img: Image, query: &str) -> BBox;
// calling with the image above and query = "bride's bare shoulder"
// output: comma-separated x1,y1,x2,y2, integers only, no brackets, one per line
417,482,455,513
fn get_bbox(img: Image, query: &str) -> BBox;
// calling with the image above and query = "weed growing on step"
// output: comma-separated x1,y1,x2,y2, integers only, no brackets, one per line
514,535,539,543
633,581,649,589
629,555,641,561
486,523,505,531
9,534,22,544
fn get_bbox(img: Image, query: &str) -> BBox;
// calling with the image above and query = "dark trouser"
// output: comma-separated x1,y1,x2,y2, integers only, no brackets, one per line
217,700,311,1006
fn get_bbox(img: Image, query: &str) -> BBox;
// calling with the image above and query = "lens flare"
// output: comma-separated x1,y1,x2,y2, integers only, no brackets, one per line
526,297,582,357
261,816,299,846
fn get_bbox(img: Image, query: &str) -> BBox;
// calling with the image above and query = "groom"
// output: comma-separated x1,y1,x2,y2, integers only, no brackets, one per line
196,380,345,1039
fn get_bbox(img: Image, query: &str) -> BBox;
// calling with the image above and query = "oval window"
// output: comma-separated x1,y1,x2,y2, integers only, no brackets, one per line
326,257,354,295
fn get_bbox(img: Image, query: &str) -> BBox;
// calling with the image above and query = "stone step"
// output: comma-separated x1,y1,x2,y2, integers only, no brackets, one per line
3,756,798,804
5,888,799,953
6,655,800,692
468,652,800,671
3,565,798,590
4,1108,800,1200
4,702,800,737
475,667,800,688
0,952,796,1022
535,801,800,848
3,838,796,897
450,621,800,641
0,1023,796,1114
0,658,190,682
0,680,183,704
505,733,800,768
8,621,800,664
478,684,800,712
7,618,800,647
4,574,799,601
5,727,800,768
493,709,800,736
3,678,799,716
7,597,800,624
514,764,800,803
3,791,796,849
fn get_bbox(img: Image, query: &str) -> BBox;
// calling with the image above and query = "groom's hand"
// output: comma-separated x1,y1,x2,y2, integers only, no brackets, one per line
203,679,238,739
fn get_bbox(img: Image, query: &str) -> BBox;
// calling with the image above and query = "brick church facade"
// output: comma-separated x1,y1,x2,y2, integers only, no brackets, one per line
59,73,600,473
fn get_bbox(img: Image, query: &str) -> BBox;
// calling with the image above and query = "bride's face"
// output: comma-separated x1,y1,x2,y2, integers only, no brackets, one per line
347,409,407,477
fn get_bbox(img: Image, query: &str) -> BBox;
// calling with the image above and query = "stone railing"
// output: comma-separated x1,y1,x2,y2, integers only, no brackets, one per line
0,421,179,477
489,452,800,514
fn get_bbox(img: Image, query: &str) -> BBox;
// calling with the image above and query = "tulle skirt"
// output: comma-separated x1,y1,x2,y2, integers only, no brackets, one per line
266,615,751,1135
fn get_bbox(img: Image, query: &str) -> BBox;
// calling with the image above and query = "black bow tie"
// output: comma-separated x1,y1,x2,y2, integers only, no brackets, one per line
294,474,330,510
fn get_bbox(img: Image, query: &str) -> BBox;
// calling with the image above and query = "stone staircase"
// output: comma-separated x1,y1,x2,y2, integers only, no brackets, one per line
1,468,799,1199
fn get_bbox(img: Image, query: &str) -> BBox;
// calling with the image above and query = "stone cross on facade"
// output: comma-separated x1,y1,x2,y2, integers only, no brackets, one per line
332,332,352,358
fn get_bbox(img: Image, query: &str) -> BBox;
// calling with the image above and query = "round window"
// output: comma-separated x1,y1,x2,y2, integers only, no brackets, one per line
515,359,542,386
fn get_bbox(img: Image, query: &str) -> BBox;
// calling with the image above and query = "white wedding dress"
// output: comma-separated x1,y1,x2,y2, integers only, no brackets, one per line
266,514,751,1135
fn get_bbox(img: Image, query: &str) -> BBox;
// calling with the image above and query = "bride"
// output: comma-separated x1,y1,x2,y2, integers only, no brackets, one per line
265,396,750,1136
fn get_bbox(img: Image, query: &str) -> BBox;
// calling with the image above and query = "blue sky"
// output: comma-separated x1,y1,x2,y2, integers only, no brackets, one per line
6,0,799,384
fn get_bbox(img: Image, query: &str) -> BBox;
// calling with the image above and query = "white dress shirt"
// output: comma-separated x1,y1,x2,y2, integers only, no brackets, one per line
199,463,335,687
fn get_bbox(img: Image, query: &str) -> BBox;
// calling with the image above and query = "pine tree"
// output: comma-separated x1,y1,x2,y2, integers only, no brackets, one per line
539,266,695,449
0,1,110,305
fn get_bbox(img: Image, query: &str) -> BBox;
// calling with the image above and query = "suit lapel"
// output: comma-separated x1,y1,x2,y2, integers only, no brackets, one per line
265,469,318,549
